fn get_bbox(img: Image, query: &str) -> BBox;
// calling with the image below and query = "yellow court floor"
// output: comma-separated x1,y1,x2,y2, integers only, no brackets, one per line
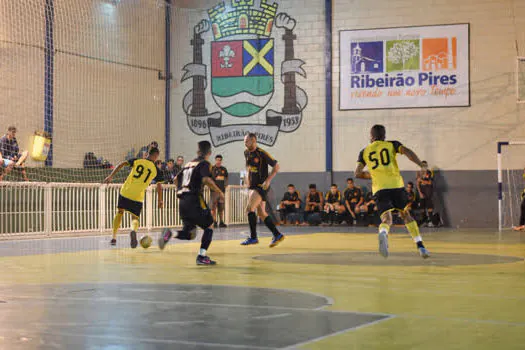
0,230,524,349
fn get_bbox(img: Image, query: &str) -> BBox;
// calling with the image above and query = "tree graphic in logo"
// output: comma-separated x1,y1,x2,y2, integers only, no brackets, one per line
386,40,420,72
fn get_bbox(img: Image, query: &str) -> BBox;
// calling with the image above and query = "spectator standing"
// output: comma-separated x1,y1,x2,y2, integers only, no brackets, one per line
0,126,28,181
174,155,184,176
279,184,301,225
512,168,525,231
136,141,159,159
211,154,228,228
417,161,435,226
163,159,177,184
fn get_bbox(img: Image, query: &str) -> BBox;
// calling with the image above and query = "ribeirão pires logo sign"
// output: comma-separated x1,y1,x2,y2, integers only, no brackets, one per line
340,24,469,110
182,0,308,146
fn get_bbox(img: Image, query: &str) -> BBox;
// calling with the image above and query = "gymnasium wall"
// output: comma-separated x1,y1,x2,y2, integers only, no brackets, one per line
169,0,525,228
332,0,525,172
0,1,165,169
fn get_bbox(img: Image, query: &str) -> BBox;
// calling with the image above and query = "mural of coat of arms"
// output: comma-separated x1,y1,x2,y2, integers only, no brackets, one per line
182,0,308,146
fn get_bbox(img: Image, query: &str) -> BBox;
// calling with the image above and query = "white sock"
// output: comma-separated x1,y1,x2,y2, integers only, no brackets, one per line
199,248,207,257
413,235,422,243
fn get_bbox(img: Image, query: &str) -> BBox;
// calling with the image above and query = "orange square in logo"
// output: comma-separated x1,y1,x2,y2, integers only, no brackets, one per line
422,37,457,71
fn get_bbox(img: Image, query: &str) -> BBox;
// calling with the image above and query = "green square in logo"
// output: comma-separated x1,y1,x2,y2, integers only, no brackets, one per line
386,39,420,72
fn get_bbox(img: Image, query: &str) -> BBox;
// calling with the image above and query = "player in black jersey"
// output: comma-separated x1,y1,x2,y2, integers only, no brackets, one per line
241,133,285,247
158,141,224,265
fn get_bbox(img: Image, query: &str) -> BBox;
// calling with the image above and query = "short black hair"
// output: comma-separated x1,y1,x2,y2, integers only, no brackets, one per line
247,132,257,139
215,154,223,160
148,147,160,156
309,184,317,189
422,160,428,165
331,184,337,187
198,140,212,155
408,181,414,186
347,178,353,182
288,184,295,188
371,124,386,141
177,155,184,160
168,158,174,163
150,141,159,147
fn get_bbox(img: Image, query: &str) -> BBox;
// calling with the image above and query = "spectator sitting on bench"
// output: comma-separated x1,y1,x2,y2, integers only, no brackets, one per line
0,126,28,181
359,189,379,226
324,184,342,225
305,184,323,213
279,184,301,225
343,178,363,225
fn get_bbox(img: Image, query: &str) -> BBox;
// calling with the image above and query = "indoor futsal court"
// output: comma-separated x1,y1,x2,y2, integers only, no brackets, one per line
1,0,525,349
0,227,524,349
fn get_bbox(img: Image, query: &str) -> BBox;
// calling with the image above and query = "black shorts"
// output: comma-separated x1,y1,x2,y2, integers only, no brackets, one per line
117,195,143,217
419,196,434,210
179,194,214,230
375,188,408,216
249,185,268,202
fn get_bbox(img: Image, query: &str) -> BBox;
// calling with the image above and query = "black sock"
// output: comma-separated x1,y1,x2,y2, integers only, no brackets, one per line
264,216,280,237
417,241,425,248
248,212,257,239
201,228,213,250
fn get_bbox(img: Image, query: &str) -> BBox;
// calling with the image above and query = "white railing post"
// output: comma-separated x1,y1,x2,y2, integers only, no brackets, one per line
225,186,231,225
44,183,52,235
99,184,106,232
146,186,153,232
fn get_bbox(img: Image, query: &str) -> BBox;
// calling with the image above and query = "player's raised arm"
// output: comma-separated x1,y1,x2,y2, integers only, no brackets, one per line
399,145,424,168
355,161,371,180
103,160,129,183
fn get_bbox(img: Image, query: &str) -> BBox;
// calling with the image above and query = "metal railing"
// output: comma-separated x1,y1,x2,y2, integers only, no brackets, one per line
0,182,249,236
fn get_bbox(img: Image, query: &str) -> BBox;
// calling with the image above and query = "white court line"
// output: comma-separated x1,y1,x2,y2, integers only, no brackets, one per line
153,320,206,326
4,295,524,327
281,315,396,350
0,295,389,316
0,328,278,350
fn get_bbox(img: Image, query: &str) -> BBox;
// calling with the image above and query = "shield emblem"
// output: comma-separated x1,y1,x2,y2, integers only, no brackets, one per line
211,39,274,117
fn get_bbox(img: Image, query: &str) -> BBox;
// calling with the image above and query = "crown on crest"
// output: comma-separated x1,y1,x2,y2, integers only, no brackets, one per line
208,0,278,40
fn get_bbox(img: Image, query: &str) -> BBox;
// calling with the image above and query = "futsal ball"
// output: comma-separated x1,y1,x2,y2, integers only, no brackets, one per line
140,235,152,249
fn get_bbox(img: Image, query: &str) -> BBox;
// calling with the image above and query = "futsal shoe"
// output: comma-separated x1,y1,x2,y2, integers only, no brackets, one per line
196,255,217,265
110,238,116,246
219,222,227,228
378,231,389,258
419,247,430,259
130,231,138,249
158,228,172,250
241,237,259,245
269,233,285,248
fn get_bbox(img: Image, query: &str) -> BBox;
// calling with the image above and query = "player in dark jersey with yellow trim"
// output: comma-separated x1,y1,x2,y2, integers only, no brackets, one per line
241,133,285,247
158,141,225,265
104,147,164,248
355,125,430,259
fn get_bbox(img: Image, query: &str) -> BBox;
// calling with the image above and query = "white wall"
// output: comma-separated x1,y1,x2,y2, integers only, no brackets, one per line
333,0,525,171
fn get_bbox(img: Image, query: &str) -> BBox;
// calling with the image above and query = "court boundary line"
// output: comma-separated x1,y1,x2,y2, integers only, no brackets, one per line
281,315,396,349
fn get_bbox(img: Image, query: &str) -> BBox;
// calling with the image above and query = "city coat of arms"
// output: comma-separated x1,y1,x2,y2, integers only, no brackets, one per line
181,0,308,146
